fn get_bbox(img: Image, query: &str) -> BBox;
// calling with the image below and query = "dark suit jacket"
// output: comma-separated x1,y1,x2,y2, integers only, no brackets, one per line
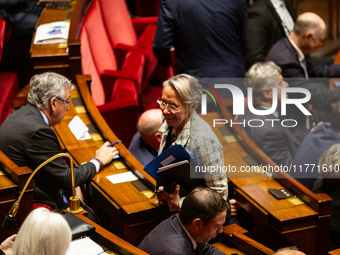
153,0,247,78
238,107,300,167
266,37,340,78
292,122,340,190
0,104,96,209
128,132,158,166
138,214,223,255
266,37,340,112
245,0,297,69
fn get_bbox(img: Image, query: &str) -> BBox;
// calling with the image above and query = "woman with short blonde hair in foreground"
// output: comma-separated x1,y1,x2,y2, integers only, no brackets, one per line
11,208,71,255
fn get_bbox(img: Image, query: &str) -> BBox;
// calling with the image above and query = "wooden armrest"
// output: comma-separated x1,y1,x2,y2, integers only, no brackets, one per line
12,84,30,111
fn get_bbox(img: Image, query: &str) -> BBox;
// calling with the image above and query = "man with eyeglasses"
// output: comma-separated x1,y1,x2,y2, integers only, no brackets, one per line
0,72,118,211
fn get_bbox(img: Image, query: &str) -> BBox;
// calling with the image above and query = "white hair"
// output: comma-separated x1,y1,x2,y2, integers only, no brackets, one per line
11,208,72,255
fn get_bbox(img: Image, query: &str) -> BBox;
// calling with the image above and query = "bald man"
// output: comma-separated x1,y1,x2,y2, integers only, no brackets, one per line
128,109,163,166
266,12,340,79
274,246,306,255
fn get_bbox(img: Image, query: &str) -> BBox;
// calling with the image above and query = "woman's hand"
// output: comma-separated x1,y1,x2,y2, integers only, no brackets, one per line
0,234,16,254
230,199,240,217
153,185,181,211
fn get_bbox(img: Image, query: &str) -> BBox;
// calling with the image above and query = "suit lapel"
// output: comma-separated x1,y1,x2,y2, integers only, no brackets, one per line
265,0,286,34
284,0,297,21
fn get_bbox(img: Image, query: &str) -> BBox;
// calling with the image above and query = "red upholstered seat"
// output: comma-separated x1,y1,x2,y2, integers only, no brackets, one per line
80,0,145,99
80,0,140,146
97,0,159,90
0,18,18,126
0,72,19,125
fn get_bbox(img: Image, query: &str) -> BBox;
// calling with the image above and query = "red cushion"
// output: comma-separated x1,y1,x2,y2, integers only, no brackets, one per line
0,72,18,125
99,79,138,147
80,28,106,105
81,0,117,74
97,0,137,47
121,51,145,93
110,78,138,102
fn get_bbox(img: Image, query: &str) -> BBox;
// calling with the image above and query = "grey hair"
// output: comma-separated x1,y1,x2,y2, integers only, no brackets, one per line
163,74,202,105
318,144,340,179
294,13,324,37
246,61,282,105
11,208,72,255
27,72,74,109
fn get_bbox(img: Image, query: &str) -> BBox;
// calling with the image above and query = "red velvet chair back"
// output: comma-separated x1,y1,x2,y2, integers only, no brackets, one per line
80,0,118,105
97,0,137,48
80,28,105,106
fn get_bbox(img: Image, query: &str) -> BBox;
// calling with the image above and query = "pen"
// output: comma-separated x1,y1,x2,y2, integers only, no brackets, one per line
109,140,121,147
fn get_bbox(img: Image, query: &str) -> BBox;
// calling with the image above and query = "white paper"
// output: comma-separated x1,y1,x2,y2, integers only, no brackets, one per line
66,237,104,255
160,155,176,166
106,171,138,184
34,21,70,44
68,116,91,140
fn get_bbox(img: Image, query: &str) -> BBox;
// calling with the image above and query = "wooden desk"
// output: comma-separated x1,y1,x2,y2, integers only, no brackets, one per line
73,214,275,255
73,213,148,255
30,0,84,82
0,151,33,241
53,75,169,244
198,101,332,255
213,224,275,255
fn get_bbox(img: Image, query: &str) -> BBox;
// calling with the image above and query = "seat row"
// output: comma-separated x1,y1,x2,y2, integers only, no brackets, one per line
79,0,172,146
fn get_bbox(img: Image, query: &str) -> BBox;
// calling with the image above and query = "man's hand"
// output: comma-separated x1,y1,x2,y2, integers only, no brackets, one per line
0,234,16,255
95,141,119,166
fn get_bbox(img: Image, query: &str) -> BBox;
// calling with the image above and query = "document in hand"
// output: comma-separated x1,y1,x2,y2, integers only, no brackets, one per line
157,160,205,195
143,145,204,195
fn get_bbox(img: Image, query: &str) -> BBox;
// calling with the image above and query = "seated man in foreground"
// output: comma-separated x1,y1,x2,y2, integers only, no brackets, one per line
0,72,118,210
138,186,229,255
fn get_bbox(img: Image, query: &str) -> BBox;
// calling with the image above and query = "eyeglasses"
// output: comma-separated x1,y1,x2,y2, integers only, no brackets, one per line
157,98,182,112
55,97,71,105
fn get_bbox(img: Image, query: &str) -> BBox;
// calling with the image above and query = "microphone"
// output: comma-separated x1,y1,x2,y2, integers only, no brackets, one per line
2,153,83,230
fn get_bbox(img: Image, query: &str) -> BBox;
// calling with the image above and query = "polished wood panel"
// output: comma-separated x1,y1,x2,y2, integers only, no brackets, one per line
213,224,275,255
198,100,332,255
30,0,85,82
53,74,169,243
0,151,33,241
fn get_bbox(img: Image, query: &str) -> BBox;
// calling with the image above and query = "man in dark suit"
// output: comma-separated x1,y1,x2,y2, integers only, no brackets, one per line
128,109,163,166
0,72,118,210
291,101,340,190
238,61,301,167
138,187,229,255
153,0,247,78
266,12,340,79
245,0,297,70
